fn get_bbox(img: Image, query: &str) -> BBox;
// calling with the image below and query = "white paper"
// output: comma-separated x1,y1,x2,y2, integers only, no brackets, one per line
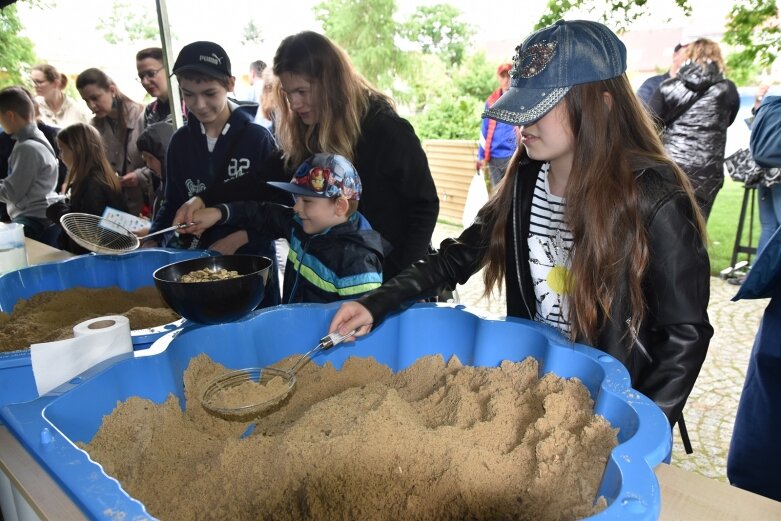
30,315,133,396
101,206,149,233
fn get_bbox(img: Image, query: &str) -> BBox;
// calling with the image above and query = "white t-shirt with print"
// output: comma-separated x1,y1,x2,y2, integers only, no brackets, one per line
527,162,573,336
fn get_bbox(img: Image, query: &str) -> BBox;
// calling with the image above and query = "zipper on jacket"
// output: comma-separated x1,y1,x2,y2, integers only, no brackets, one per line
288,231,325,304
512,172,533,319
287,237,309,304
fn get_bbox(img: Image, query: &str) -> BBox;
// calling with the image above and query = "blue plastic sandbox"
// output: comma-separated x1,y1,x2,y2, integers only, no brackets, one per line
0,303,671,521
0,248,213,409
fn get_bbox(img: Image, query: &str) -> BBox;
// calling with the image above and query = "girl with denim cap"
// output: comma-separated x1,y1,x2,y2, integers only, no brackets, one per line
329,20,713,430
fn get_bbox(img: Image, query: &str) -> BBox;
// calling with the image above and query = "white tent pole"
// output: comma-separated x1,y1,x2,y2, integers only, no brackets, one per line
154,0,183,129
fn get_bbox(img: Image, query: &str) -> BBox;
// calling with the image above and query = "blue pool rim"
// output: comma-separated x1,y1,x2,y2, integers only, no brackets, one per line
0,302,672,521
0,248,214,410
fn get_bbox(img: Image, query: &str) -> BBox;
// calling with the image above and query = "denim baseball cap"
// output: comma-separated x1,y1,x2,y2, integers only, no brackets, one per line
172,41,232,79
268,153,362,200
483,20,627,126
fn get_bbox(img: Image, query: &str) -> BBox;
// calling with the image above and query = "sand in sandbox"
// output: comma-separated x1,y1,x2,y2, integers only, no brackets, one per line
81,353,619,521
0,286,179,352
204,374,291,412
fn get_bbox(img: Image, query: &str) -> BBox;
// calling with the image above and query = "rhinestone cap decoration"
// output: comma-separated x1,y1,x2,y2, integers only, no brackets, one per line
512,41,558,79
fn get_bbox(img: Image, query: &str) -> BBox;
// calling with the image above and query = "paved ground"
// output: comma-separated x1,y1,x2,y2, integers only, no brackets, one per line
432,221,767,483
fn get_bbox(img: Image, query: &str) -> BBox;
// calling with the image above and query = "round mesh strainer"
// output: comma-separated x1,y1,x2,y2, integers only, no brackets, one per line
60,213,191,254
201,329,357,419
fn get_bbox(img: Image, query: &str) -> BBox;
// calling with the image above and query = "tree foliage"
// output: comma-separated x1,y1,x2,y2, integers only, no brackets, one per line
723,0,779,84
405,52,496,140
400,4,475,67
97,0,159,45
409,95,484,140
536,0,692,32
453,52,496,101
0,3,37,89
242,19,263,46
314,0,404,89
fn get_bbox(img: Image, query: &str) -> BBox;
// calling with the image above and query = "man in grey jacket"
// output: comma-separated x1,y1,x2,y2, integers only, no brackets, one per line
0,87,58,240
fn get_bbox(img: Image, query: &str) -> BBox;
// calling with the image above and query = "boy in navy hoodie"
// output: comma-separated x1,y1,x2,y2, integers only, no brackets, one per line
187,153,385,304
148,41,289,305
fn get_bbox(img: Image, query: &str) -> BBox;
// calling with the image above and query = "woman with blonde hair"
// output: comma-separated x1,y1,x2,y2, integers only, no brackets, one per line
330,20,713,430
76,68,153,218
46,123,128,253
648,37,740,220
31,63,90,127
175,31,439,281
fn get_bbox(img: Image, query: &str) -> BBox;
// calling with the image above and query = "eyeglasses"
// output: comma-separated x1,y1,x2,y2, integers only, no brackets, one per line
31,78,49,86
136,67,164,82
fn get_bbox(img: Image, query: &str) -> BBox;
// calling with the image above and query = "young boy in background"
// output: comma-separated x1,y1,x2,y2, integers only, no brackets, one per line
0,87,58,239
187,153,385,304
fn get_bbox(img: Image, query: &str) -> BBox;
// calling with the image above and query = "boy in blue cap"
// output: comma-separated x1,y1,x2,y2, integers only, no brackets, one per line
187,153,385,304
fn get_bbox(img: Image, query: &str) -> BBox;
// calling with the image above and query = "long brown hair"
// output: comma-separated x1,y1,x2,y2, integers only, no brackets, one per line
482,74,705,344
272,31,394,168
75,68,137,140
57,123,122,197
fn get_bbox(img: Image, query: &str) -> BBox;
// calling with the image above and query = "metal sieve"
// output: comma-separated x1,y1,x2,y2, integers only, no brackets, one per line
60,213,193,254
201,329,357,419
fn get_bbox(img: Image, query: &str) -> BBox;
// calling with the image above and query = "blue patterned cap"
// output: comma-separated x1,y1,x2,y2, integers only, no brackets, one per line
268,153,362,200
483,20,627,126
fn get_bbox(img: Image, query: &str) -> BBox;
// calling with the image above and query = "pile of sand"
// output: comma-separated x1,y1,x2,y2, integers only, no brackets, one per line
82,353,618,521
0,286,179,351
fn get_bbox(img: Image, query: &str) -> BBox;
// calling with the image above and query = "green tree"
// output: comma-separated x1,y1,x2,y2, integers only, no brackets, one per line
409,95,483,140
97,0,159,45
400,4,475,67
242,19,264,46
314,0,404,89
0,3,37,89
723,0,779,85
394,53,451,112
453,52,496,101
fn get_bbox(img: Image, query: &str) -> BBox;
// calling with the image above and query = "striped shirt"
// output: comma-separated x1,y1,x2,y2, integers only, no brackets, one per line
527,162,573,335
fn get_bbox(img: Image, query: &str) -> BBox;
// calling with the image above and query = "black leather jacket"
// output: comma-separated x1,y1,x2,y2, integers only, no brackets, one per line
359,156,713,425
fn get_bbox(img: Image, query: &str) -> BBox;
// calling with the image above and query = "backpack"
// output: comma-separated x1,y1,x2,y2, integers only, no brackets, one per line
750,96,781,168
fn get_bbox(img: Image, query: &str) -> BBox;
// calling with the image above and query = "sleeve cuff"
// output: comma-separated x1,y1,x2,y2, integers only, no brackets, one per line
216,204,231,224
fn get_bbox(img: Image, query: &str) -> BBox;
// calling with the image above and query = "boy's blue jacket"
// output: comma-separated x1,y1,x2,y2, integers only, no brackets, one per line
150,102,291,249
217,201,386,304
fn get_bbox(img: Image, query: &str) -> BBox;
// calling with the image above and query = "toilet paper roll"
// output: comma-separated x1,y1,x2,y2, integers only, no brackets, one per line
31,315,133,396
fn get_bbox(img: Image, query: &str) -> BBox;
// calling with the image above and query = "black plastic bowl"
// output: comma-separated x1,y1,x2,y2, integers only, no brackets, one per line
153,255,272,324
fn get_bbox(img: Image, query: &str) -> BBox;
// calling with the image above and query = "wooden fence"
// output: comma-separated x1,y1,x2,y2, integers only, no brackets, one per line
422,139,481,224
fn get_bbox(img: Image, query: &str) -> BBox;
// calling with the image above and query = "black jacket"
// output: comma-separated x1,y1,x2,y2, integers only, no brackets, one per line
136,121,175,219
359,156,713,425
648,61,739,202
198,98,440,280
47,174,128,254
218,201,385,304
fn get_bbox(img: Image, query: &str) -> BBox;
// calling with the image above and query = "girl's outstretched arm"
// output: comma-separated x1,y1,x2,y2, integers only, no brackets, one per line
329,302,374,341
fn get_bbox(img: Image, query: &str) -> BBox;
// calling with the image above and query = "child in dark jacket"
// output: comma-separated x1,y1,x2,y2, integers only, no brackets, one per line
148,40,289,306
188,153,385,303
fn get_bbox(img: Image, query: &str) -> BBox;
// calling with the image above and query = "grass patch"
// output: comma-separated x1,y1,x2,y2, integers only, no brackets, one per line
707,178,760,275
